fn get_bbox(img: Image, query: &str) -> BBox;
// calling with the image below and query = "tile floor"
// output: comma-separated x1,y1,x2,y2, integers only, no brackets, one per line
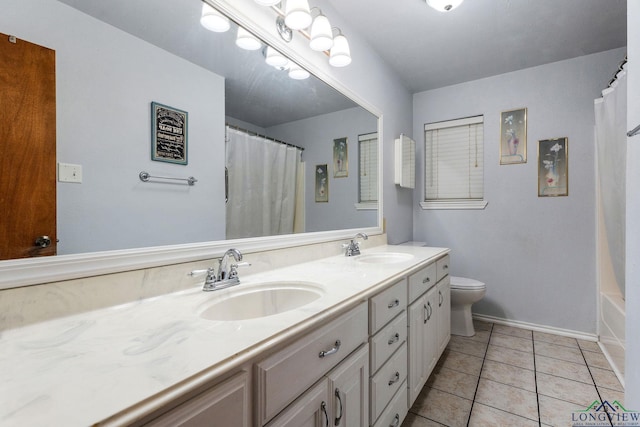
402,320,625,427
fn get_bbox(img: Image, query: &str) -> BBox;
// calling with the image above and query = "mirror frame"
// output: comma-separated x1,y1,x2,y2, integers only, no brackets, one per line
0,0,384,290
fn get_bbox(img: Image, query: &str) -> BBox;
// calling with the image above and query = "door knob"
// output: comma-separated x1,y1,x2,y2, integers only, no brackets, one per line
35,236,52,248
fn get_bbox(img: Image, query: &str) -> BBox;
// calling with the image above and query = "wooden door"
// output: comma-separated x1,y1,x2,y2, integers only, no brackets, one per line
0,33,56,259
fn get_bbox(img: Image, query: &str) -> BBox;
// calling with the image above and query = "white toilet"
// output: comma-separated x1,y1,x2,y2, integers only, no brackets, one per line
450,276,486,336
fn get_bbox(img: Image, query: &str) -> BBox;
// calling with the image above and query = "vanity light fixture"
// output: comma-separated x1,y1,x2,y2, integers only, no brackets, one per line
329,28,351,67
284,0,312,30
288,63,310,80
309,8,333,51
236,26,262,50
425,0,464,12
200,3,230,32
254,0,281,5
264,46,289,69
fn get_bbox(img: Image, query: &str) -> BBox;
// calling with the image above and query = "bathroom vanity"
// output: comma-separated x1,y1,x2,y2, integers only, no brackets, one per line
0,245,450,426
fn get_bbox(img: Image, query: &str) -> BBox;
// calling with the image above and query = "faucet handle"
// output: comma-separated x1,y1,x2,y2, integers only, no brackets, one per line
228,261,251,279
189,268,215,277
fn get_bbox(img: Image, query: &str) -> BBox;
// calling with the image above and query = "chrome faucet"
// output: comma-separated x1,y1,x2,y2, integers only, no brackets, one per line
189,248,250,291
343,232,368,256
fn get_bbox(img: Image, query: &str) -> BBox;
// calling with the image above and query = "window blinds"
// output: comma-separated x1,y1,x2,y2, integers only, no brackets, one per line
424,116,484,200
359,133,378,203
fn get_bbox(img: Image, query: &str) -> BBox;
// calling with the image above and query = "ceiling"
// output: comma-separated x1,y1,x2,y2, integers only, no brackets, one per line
326,0,627,93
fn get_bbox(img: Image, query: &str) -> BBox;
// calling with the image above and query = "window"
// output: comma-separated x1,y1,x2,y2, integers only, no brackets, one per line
357,132,378,209
422,116,487,210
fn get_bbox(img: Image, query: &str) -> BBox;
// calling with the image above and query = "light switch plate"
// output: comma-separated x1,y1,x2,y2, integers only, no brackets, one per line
58,163,83,183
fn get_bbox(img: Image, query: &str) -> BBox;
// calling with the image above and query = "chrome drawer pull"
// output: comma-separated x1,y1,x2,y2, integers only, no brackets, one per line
388,333,400,346
390,414,400,427
388,371,400,386
422,277,430,284
334,388,343,426
321,401,329,427
387,299,400,309
319,340,341,358
439,290,443,307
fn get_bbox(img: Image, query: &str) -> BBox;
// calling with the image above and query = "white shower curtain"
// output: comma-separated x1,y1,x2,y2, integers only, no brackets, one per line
225,127,303,239
594,65,627,297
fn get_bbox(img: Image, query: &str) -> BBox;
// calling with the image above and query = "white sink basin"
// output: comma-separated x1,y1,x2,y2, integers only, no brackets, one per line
356,252,414,264
199,282,324,321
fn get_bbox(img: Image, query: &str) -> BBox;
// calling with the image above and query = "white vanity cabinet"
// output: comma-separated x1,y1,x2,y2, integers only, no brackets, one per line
144,371,250,427
256,302,368,426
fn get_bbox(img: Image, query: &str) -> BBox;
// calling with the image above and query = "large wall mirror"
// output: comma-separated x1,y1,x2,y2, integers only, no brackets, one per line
0,0,380,286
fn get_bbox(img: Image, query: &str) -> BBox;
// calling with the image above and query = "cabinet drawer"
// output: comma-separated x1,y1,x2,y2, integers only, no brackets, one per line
372,380,408,427
369,311,407,375
256,302,368,425
370,343,407,423
408,262,436,303
436,255,450,282
369,279,407,334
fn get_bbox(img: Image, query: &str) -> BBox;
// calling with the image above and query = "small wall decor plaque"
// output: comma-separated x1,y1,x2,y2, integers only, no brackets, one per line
333,137,348,178
315,164,328,202
538,137,568,197
151,102,188,165
500,108,527,165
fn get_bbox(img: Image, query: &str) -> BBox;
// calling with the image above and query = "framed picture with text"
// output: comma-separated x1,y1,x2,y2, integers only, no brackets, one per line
151,102,188,165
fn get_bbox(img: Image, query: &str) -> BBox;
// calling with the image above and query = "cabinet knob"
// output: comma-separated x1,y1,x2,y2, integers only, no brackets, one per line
35,235,52,248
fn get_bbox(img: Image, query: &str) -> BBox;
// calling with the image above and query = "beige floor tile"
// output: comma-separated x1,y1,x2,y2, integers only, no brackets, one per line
537,372,599,407
427,365,479,400
437,349,484,377
472,319,493,332
583,350,613,370
480,359,536,392
535,341,585,365
411,387,472,427
492,324,533,339
490,333,534,352
467,329,491,344
533,331,579,349
468,402,539,427
474,378,538,421
485,344,535,370
535,354,592,384
590,366,624,391
401,413,444,427
447,335,488,358
539,394,587,427
577,339,602,353
597,386,626,407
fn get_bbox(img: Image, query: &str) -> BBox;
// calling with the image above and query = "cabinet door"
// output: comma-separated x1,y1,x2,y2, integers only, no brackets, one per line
145,372,249,427
407,287,438,407
266,379,331,427
436,278,451,356
327,344,369,427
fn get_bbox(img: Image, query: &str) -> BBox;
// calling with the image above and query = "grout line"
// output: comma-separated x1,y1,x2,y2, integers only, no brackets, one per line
578,345,615,427
466,323,494,427
532,331,542,427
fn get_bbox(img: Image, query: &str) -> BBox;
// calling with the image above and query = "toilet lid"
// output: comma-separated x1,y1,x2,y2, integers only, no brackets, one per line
450,276,485,290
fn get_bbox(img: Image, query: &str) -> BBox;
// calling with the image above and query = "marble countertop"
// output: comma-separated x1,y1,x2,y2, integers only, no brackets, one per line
0,245,448,426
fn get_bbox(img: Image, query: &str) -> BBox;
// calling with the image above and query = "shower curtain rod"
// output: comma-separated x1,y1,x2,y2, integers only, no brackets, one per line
225,123,304,152
607,54,627,88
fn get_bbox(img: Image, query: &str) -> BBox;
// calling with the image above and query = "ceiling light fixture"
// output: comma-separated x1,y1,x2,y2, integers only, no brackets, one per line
288,63,310,80
425,0,464,12
236,27,262,50
309,8,333,51
200,3,230,32
284,0,312,30
264,46,289,69
329,28,351,67
254,0,281,6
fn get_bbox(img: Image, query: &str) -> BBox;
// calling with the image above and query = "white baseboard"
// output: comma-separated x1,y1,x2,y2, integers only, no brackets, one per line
472,313,599,342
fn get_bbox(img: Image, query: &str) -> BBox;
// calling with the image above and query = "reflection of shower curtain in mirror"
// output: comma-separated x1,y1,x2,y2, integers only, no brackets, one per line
226,127,304,239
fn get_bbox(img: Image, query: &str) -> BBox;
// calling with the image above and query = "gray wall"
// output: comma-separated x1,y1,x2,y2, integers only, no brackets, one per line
625,0,640,407
3,0,226,254
269,107,378,232
412,48,626,333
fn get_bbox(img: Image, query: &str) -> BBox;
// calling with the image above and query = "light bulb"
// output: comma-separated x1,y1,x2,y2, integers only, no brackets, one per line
264,46,289,68
329,34,351,67
200,3,230,32
285,0,312,30
236,27,262,51
309,14,333,51
288,63,310,80
425,0,464,12
254,0,280,5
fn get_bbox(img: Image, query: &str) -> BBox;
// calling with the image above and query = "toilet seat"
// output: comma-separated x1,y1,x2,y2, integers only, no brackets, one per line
450,276,485,290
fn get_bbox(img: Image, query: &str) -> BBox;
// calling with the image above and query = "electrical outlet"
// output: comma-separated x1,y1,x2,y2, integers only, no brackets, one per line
58,163,83,183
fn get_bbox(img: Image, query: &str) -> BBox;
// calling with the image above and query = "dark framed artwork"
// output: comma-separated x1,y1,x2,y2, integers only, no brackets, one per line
151,102,188,165
538,137,568,197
